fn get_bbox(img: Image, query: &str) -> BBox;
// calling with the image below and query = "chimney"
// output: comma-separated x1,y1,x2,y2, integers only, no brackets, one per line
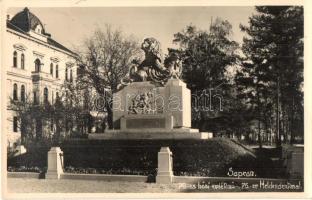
7,14,10,21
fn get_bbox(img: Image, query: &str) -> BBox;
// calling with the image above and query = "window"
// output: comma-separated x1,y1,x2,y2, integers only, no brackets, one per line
13,117,18,132
21,85,25,102
56,65,59,78
65,67,68,81
13,51,17,68
21,53,25,69
83,92,89,109
56,92,59,102
13,84,18,100
52,91,54,104
35,59,41,72
35,24,42,34
70,69,73,82
33,91,38,105
77,66,81,77
51,119,54,131
50,63,53,76
44,87,48,103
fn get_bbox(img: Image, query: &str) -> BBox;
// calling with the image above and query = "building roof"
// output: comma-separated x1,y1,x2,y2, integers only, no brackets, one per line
7,7,77,56
10,7,50,36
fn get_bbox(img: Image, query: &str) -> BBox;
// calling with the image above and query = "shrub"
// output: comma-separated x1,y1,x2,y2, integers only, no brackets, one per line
7,138,281,178
7,166,43,173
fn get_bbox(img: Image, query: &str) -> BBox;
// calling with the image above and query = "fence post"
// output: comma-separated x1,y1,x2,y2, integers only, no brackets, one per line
156,147,173,184
45,147,64,179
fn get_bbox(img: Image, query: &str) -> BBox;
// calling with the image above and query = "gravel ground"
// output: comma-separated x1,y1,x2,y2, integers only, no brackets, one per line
7,178,184,193
8,178,301,193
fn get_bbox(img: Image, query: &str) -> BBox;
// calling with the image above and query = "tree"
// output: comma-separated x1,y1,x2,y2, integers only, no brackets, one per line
8,82,92,147
170,18,241,131
238,6,303,146
59,81,93,138
8,95,55,146
76,25,141,128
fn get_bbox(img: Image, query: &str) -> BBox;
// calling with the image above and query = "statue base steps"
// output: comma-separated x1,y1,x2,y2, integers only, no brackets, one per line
88,128,210,140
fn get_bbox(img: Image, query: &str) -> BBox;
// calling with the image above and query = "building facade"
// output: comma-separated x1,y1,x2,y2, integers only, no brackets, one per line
5,8,78,149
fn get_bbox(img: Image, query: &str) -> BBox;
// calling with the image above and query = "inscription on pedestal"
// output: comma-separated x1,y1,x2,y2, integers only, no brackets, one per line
120,114,173,130
126,118,166,129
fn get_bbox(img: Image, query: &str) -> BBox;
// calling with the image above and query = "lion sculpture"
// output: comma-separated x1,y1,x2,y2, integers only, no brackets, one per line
122,38,182,86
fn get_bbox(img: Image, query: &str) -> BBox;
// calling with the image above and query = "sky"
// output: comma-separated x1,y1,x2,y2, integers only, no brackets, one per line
8,7,255,54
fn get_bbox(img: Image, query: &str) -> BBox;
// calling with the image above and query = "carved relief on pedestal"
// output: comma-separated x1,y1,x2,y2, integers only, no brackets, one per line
127,89,164,115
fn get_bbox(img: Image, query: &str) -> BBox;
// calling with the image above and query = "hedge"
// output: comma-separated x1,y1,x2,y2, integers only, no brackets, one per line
7,138,284,178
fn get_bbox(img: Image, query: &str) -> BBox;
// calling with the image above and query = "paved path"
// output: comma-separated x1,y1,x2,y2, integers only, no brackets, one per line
7,178,183,193
7,177,303,193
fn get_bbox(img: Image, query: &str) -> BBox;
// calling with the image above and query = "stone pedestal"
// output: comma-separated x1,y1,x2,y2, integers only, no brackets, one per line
288,152,304,178
45,147,64,179
164,79,191,128
120,114,173,130
283,145,304,178
112,81,159,129
89,129,208,140
156,147,173,184
90,79,208,140
112,79,191,129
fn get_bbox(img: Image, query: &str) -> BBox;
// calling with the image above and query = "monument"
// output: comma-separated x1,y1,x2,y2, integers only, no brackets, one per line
89,38,209,140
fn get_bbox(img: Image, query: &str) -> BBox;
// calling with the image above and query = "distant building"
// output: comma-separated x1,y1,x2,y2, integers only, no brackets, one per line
5,8,78,149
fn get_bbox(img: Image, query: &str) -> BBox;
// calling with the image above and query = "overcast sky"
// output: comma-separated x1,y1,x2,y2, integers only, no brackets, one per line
8,7,255,54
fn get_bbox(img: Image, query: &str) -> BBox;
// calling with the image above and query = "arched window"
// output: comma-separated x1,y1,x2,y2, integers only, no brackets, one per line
56,92,59,102
13,83,18,100
51,119,54,131
33,91,38,105
35,59,41,72
44,87,48,103
50,63,53,76
70,69,73,82
56,65,59,78
13,51,17,68
21,85,25,102
21,53,25,69
65,67,68,81
13,116,18,132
